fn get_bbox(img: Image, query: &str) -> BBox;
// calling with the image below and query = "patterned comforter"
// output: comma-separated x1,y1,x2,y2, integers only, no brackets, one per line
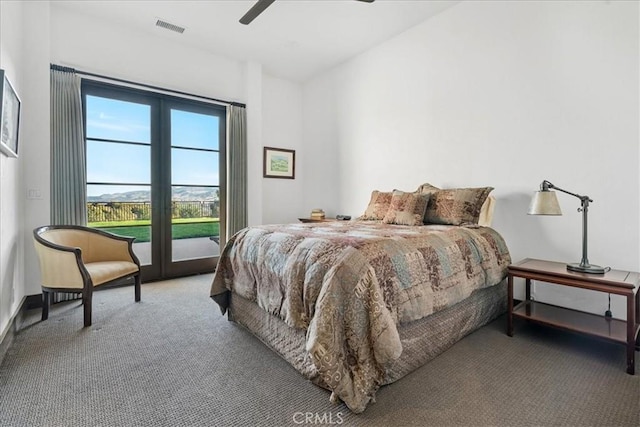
210,221,510,413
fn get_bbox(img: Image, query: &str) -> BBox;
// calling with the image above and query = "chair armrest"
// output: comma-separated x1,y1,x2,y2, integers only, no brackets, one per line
33,238,88,289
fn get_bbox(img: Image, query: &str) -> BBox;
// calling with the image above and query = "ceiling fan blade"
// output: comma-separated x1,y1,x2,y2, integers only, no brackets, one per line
240,0,276,25
240,0,373,25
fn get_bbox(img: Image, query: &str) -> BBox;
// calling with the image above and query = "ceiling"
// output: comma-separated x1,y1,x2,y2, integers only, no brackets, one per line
53,0,458,82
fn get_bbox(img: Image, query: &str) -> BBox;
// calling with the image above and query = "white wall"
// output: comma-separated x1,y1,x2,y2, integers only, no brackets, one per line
302,73,341,218
303,1,639,318
21,1,51,308
245,61,264,227
262,73,304,224
0,0,26,340
49,6,246,105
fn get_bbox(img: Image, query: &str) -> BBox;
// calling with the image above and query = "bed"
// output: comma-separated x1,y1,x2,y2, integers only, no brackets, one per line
210,186,511,413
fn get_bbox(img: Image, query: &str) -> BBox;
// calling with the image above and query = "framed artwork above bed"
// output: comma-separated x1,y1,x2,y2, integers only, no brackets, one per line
263,146,295,179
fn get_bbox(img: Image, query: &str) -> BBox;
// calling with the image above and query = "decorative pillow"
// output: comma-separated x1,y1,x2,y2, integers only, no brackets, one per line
415,183,440,195
422,187,494,226
359,190,393,220
382,191,430,226
415,183,440,222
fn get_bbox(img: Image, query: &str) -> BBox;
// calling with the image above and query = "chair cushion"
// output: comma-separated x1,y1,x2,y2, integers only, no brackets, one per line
85,261,139,286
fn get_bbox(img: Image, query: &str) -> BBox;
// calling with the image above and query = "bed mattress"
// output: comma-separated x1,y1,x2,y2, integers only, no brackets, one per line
211,221,511,412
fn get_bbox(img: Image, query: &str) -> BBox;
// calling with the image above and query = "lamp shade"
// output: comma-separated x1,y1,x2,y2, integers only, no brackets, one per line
528,190,562,215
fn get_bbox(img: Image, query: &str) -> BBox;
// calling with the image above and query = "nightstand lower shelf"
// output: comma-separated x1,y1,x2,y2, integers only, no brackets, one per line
507,258,639,375
513,301,630,345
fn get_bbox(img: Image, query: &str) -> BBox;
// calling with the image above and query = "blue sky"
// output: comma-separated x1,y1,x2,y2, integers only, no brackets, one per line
86,96,220,197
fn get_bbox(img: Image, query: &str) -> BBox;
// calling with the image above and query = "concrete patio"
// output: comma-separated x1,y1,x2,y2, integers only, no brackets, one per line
132,237,220,265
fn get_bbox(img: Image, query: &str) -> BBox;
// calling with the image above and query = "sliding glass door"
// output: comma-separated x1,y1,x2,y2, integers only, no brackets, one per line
83,81,226,281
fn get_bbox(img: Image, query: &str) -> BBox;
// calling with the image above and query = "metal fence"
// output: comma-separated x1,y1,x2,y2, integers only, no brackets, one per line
87,201,220,223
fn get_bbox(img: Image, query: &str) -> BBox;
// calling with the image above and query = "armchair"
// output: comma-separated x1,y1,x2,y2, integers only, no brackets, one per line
33,225,141,327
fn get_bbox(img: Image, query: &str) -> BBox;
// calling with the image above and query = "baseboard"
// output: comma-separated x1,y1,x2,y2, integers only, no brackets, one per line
0,294,41,366
23,294,42,310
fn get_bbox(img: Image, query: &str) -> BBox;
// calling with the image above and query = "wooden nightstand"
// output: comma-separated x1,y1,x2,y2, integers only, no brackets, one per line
298,218,337,223
507,258,639,374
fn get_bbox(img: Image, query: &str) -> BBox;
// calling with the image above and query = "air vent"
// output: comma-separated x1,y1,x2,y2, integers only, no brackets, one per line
155,19,185,34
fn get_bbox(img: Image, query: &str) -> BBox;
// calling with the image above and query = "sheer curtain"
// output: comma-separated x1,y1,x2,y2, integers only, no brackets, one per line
50,66,87,225
227,105,247,238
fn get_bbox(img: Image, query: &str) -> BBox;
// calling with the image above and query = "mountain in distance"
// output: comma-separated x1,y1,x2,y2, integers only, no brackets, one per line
88,187,219,202
172,186,219,201
88,191,150,202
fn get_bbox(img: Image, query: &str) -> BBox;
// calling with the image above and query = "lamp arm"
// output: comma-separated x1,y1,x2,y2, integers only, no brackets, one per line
541,180,592,203
535,180,604,273
541,180,600,271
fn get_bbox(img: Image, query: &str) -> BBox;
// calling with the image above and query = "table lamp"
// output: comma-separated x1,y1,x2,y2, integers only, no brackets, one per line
528,180,605,274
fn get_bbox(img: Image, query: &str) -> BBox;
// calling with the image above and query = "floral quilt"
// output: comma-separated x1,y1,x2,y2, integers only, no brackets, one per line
210,221,510,413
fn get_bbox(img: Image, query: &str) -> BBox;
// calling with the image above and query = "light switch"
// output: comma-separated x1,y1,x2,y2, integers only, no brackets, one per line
27,189,42,200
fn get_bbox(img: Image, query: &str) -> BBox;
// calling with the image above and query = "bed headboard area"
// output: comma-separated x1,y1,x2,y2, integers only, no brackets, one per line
478,195,496,227
359,184,497,228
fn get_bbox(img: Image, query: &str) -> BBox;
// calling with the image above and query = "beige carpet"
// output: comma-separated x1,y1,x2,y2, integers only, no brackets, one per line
0,274,638,426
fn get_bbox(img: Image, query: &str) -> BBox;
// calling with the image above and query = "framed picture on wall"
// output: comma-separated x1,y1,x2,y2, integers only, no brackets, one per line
0,69,21,158
263,146,295,179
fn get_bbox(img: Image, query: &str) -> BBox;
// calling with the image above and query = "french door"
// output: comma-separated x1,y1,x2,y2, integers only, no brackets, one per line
82,81,226,281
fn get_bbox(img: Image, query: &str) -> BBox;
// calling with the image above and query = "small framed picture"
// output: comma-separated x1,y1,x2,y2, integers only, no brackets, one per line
0,69,20,158
263,146,295,179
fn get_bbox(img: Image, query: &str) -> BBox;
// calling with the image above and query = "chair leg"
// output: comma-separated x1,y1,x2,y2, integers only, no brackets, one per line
41,290,50,321
134,273,141,302
83,291,92,327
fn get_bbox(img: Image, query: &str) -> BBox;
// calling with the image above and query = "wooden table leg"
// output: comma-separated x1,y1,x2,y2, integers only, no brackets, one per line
635,288,639,350
627,292,635,375
636,289,640,322
507,274,514,337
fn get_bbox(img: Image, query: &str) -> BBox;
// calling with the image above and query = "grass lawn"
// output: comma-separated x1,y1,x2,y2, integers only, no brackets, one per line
92,219,219,243
89,217,217,227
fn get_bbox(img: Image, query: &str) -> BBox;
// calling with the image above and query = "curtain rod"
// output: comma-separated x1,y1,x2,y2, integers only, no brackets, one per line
50,63,246,108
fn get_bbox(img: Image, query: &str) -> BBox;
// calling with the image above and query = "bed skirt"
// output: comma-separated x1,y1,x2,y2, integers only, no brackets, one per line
228,280,507,388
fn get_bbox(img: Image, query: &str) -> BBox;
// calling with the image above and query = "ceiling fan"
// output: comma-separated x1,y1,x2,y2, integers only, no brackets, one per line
240,0,375,25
